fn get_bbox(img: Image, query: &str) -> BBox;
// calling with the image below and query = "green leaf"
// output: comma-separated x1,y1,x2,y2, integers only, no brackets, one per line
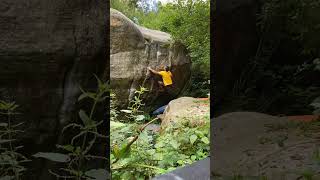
117,158,130,167
119,143,130,159
79,86,87,95
0,139,16,144
189,134,198,145
56,144,74,152
98,96,108,102
32,152,70,163
78,93,88,101
110,121,126,129
201,137,209,144
79,87,96,99
170,140,180,149
93,74,103,89
85,169,109,180
12,122,24,128
155,168,167,175
86,92,97,99
75,146,81,154
177,160,184,165
135,115,145,121
155,141,164,148
79,109,91,126
147,149,156,155
0,123,8,127
112,145,120,159
120,109,132,114
154,153,163,161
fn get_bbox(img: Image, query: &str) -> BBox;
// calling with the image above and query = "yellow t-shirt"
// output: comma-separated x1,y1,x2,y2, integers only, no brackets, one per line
158,71,173,86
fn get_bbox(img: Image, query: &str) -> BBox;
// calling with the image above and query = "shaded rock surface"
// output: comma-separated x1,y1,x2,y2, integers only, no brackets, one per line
212,112,320,179
0,1,108,179
161,97,210,129
110,9,191,109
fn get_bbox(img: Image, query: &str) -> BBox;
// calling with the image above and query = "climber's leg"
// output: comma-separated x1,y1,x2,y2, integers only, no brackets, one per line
158,81,164,92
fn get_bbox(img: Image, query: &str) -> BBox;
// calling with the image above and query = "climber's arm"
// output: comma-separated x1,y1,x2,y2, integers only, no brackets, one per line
148,67,160,75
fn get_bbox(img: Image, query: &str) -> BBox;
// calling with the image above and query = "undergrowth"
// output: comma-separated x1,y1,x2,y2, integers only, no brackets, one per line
110,87,210,179
0,101,30,180
33,75,109,180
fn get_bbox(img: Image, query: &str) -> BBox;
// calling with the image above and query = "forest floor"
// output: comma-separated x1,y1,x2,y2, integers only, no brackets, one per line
212,112,320,180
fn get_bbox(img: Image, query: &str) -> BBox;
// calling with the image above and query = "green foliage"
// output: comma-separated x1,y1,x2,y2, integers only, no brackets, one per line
0,101,29,180
33,75,109,180
120,86,148,122
154,120,210,169
111,92,210,179
140,0,210,78
111,0,143,21
300,170,316,180
110,88,210,178
223,0,320,115
259,0,320,56
110,91,119,122
183,76,210,97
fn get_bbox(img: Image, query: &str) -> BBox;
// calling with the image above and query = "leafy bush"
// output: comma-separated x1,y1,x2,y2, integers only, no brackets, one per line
33,75,109,180
110,91,210,179
120,86,149,123
154,119,210,168
0,75,109,180
259,0,320,57
110,0,144,21
220,0,320,115
139,0,210,80
0,101,30,180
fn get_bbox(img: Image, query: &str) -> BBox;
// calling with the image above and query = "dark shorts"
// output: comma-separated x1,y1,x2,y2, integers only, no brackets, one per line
164,84,174,94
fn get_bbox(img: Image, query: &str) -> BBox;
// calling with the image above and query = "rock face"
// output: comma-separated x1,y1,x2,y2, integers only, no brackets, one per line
0,1,108,179
160,97,210,129
110,9,191,109
212,112,320,179
214,0,259,105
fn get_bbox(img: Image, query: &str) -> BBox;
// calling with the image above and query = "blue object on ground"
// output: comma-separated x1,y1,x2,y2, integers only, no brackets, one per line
152,105,167,115
152,157,210,180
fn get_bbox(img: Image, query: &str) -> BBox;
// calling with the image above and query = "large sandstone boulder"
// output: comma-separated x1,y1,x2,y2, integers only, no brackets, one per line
160,97,210,129
0,1,108,179
110,9,191,109
212,112,320,179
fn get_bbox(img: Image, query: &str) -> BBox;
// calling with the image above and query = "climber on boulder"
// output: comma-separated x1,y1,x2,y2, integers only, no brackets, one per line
148,65,173,92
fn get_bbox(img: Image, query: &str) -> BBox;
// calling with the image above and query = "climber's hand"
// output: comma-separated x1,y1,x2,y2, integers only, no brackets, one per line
148,67,159,75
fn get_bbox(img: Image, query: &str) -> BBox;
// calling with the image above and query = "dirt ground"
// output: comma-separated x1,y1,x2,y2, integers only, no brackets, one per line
212,112,320,180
